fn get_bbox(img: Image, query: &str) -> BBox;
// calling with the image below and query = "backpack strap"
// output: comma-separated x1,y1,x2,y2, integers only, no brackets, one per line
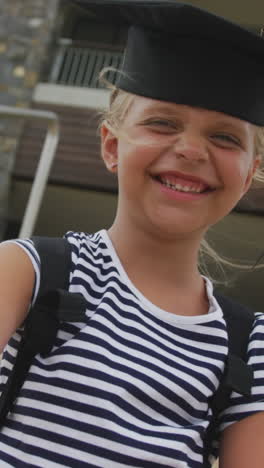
0,237,87,427
215,294,254,396
33,236,72,296
203,293,254,466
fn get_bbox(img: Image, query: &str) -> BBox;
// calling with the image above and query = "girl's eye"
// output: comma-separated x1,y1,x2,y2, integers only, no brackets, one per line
143,119,178,131
151,120,173,126
212,133,241,146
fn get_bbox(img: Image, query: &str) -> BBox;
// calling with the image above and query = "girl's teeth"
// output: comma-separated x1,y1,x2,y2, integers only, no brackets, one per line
162,179,202,193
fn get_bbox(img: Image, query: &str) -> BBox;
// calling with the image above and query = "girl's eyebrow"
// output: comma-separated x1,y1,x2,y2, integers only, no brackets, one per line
210,120,250,137
140,105,183,117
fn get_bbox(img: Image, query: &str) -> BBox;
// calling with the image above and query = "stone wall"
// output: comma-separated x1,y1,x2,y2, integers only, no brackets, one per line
0,0,60,238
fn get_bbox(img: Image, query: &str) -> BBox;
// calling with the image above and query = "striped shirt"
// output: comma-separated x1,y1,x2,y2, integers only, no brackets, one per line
0,229,264,467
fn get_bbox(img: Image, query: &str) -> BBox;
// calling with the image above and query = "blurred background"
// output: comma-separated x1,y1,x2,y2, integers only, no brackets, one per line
0,0,264,312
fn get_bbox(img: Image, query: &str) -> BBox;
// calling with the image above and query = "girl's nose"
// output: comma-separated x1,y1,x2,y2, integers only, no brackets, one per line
172,132,209,162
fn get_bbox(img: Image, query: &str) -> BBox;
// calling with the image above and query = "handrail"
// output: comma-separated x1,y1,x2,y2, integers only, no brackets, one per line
0,105,59,238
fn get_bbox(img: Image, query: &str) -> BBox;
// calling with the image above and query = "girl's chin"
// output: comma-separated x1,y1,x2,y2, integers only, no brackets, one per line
145,201,237,236
146,216,209,240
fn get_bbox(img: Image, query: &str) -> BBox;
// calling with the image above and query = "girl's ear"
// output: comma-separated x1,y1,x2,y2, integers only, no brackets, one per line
100,122,118,173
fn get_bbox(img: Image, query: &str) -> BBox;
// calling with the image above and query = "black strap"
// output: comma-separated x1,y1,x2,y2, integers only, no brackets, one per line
203,293,254,466
0,237,86,426
33,236,72,296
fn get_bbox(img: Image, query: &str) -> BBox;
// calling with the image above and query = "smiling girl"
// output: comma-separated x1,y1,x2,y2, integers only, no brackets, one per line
0,2,264,467
101,98,260,320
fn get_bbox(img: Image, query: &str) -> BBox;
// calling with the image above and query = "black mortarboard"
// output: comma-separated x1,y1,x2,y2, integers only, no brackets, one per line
69,1,264,125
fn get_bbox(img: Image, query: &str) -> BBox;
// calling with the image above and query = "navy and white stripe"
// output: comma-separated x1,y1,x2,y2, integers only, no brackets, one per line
0,229,264,467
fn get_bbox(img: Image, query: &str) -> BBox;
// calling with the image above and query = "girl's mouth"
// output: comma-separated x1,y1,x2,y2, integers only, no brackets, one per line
153,175,213,195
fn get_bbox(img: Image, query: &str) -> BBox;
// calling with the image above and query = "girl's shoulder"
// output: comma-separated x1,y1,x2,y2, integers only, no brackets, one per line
218,310,264,434
6,230,105,261
2,230,106,301
63,230,106,254
249,311,264,347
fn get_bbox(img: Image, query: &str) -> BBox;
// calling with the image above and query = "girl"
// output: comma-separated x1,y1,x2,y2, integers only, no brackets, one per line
0,2,264,467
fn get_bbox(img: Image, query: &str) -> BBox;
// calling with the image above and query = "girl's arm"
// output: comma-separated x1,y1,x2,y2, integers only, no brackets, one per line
219,412,264,468
0,243,35,353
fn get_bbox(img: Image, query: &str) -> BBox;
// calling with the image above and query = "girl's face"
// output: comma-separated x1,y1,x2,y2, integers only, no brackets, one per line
101,95,260,240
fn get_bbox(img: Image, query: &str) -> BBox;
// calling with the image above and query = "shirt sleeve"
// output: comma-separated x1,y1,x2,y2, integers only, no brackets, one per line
218,312,264,432
1,238,41,305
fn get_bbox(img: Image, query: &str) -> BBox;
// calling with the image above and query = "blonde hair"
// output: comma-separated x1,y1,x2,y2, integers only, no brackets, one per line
99,69,264,281
254,129,264,182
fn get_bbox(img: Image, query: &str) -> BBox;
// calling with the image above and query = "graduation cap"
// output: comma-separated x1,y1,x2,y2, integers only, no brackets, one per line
68,1,264,125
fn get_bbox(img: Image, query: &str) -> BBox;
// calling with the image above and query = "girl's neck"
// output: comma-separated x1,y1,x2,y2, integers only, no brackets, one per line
107,221,209,316
108,219,203,290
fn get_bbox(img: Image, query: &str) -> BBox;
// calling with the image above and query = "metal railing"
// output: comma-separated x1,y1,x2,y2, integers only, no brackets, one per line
49,40,123,88
0,105,59,238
